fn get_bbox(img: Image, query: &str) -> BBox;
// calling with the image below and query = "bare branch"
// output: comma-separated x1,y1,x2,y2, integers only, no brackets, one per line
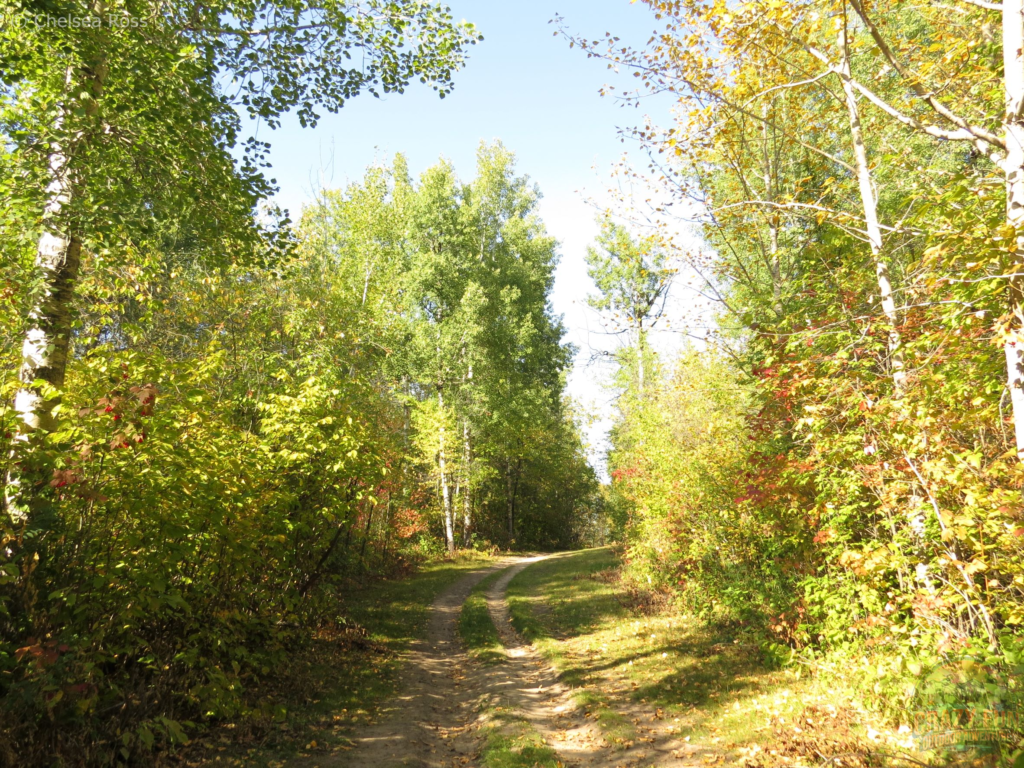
950,0,1001,10
738,71,834,109
710,199,922,236
849,0,1004,148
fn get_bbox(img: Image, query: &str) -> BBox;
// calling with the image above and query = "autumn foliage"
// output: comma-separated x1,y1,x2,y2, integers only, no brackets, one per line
580,0,1024,739
0,147,597,763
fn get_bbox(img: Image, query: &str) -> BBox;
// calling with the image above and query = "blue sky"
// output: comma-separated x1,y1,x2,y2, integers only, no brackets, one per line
252,0,689,471
258,0,659,211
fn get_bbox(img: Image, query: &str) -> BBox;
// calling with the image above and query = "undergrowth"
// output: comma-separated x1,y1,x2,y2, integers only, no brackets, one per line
505,548,912,766
174,553,494,766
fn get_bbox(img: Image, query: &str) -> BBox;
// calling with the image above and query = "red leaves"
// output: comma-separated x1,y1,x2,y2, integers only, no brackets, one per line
87,383,159,422
74,382,159,457
14,639,69,670
812,528,835,545
49,469,79,489
610,464,640,482
392,506,428,538
129,383,159,411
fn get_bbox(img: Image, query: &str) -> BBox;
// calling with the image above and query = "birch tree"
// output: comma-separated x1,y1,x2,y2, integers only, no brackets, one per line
405,162,478,554
568,0,1024,425
1,0,479,521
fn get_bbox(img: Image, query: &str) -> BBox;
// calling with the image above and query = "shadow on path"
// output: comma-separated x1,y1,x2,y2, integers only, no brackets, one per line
293,552,703,768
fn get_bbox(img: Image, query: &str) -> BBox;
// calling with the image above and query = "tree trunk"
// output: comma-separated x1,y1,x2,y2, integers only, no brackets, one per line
838,25,906,391
359,502,376,567
505,460,515,546
769,215,783,316
7,116,84,522
6,58,106,522
461,419,471,546
761,102,785,318
438,389,455,555
1003,0,1024,460
15,221,83,433
636,324,645,395
505,456,521,547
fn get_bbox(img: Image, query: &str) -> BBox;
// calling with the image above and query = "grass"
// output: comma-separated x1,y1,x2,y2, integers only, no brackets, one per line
570,688,636,748
459,569,507,664
478,705,561,768
184,551,496,765
505,548,824,756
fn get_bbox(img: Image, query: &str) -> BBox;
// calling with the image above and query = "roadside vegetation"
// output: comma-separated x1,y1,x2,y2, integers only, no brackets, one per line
0,3,598,761
552,0,1024,761
7,0,1024,765
506,549,931,766
185,553,495,766
507,551,816,755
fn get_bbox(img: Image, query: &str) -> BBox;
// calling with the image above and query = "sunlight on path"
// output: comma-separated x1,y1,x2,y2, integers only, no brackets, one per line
293,552,709,768
485,556,700,767
293,559,517,767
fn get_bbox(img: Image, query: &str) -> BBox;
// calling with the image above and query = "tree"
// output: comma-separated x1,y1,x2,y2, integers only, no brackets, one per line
1,0,480,520
0,121,597,756
568,0,1024,718
399,143,574,550
468,143,566,545
404,160,480,554
585,219,673,394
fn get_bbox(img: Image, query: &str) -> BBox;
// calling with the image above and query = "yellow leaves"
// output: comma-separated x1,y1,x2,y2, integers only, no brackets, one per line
838,548,889,577
963,559,987,576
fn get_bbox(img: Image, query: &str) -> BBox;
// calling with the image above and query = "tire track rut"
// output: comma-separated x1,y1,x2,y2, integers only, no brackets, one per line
308,554,695,767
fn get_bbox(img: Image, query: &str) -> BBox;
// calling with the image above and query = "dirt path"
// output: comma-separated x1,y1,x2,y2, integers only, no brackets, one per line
314,558,516,768
483,557,695,768
308,554,696,768
481,555,608,764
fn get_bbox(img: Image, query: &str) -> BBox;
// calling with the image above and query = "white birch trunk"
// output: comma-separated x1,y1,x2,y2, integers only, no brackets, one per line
636,323,645,395
15,152,82,433
769,217,783,316
461,419,471,546
6,61,105,522
437,389,455,554
761,103,784,317
1003,0,1024,460
838,26,906,391
6,123,82,523
506,461,515,545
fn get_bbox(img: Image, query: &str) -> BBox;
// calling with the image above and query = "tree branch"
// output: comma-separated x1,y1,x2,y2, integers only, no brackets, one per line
951,0,1001,10
849,0,1004,148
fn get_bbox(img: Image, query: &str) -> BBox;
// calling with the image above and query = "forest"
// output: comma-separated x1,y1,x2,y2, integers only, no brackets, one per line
3,0,1024,766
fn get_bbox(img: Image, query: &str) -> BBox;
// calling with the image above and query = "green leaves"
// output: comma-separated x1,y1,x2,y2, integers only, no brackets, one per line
585,219,674,329
582,0,1024,727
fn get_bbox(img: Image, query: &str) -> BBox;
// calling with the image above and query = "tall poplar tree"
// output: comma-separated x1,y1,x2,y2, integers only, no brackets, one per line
585,219,673,396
